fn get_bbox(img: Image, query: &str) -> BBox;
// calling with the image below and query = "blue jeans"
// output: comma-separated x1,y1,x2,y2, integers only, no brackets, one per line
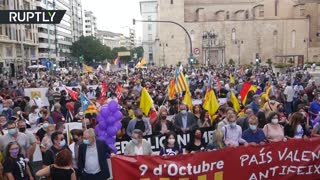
285,102,293,114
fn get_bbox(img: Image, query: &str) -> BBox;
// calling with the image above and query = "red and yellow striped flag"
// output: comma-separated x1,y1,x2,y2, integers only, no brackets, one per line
168,79,176,100
175,71,188,93
85,103,98,114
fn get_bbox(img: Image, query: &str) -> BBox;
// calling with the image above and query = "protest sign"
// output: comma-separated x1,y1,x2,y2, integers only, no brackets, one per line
112,138,320,180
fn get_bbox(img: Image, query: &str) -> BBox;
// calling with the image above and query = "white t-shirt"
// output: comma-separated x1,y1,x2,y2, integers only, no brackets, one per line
284,86,294,102
134,146,143,155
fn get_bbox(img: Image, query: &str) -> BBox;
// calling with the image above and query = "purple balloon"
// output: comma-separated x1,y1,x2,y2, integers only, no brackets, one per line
106,137,115,145
96,114,103,122
106,127,118,136
114,111,123,121
109,145,118,153
114,121,122,130
100,106,111,119
108,101,119,113
95,127,103,136
98,121,109,130
107,116,116,124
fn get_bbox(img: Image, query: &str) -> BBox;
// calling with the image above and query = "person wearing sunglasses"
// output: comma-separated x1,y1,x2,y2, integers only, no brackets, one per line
42,131,70,167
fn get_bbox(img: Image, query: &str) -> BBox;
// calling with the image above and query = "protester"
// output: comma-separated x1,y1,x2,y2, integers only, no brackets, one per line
36,149,76,180
17,120,37,160
262,95,280,116
126,109,150,137
159,131,182,156
237,107,253,132
263,112,287,142
206,129,226,151
51,103,65,124
284,112,310,139
242,115,266,145
249,95,260,115
222,113,247,147
124,129,152,156
185,128,207,153
193,105,209,127
78,128,113,180
40,125,55,153
42,131,69,167
216,107,234,130
69,129,83,179
308,95,320,120
46,83,55,111
3,141,34,180
173,104,197,133
28,105,39,130
153,110,174,135
36,120,50,142
0,120,30,157
284,82,294,114
36,109,54,125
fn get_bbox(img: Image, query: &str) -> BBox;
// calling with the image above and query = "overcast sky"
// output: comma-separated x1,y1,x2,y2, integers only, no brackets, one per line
82,0,142,37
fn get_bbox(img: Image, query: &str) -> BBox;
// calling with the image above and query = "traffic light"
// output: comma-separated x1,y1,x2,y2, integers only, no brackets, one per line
255,53,260,65
133,19,136,25
188,57,196,64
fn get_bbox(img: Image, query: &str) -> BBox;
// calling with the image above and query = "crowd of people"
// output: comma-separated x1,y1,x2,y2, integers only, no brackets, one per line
0,64,319,179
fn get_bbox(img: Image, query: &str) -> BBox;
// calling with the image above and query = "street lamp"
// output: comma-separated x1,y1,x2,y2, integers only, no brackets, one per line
202,31,216,66
133,19,193,65
235,39,244,66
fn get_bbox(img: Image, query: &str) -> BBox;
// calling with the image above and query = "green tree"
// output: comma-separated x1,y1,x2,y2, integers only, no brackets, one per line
130,46,144,59
228,59,235,66
71,36,112,64
266,58,273,67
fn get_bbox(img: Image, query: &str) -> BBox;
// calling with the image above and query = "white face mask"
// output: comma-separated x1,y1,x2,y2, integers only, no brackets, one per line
168,139,175,145
271,118,279,124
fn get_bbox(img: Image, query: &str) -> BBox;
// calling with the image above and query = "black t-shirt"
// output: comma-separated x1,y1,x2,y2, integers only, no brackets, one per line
43,146,68,166
3,155,29,180
186,140,206,153
36,128,47,142
135,120,146,132
50,165,74,180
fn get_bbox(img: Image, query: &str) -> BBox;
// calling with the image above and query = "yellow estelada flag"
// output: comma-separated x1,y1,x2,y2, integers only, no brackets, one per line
229,74,235,84
243,85,257,105
203,90,219,118
139,87,153,115
183,89,193,112
230,91,240,113
83,64,93,73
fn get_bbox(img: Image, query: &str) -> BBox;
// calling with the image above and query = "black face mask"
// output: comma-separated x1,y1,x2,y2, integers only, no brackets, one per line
86,125,93,129
72,137,78,143
136,115,143,119
19,127,26,133
161,116,167,120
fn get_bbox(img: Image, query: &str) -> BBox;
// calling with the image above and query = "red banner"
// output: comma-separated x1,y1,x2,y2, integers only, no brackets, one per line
112,138,320,180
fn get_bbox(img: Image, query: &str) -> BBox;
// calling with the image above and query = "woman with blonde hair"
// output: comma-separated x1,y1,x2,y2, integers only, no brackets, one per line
206,129,226,151
40,125,55,153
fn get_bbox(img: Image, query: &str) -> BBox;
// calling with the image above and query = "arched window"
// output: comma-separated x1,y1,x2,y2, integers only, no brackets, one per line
232,28,236,41
273,30,278,49
291,30,296,48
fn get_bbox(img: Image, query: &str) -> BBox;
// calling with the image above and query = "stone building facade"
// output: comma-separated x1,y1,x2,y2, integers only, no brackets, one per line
156,0,320,66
